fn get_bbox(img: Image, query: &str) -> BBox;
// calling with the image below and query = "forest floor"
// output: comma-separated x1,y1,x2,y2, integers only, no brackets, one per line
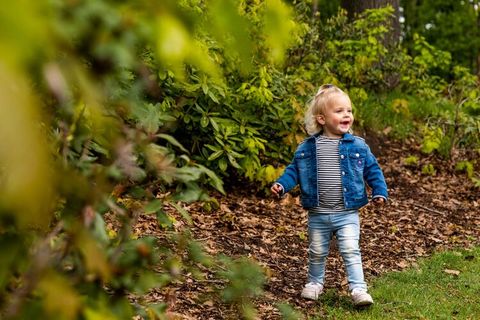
132,135,480,319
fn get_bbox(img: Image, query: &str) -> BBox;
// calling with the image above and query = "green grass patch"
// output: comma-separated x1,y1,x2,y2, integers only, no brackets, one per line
356,92,455,140
310,247,480,319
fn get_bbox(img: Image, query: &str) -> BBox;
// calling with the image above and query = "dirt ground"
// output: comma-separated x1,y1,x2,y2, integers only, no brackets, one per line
133,137,480,319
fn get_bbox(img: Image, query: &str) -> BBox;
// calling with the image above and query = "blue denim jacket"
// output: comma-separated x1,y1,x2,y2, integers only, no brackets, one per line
275,133,388,209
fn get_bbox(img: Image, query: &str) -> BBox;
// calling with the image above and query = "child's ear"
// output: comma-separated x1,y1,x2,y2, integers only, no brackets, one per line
316,114,325,125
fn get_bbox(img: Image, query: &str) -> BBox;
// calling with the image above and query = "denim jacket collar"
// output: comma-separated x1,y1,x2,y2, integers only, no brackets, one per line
310,132,355,142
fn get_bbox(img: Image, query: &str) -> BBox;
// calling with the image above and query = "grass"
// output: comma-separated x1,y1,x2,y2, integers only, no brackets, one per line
310,246,480,320
356,91,455,140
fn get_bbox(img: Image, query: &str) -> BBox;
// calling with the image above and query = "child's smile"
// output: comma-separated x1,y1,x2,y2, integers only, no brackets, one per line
316,94,354,138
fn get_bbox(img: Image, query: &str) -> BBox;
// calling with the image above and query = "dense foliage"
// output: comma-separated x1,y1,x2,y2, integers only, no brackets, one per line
0,0,479,319
402,0,480,73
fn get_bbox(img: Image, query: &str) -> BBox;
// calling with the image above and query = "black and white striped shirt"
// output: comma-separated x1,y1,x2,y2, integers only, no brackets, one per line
309,135,353,214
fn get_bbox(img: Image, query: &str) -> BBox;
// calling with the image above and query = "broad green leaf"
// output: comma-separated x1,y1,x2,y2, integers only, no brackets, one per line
228,154,242,169
263,0,297,64
209,0,253,73
219,158,228,171
210,117,220,131
144,199,163,214
156,133,189,153
0,63,55,229
205,144,220,152
208,150,224,161
156,13,189,78
201,115,209,127
208,91,219,103
196,164,225,195
76,229,111,281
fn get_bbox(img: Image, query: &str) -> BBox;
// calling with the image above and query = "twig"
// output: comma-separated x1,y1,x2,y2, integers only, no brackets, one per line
414,204,447,216
3,222,64,318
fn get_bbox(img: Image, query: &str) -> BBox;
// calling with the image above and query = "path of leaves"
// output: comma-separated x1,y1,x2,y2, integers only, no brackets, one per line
135,138,480,319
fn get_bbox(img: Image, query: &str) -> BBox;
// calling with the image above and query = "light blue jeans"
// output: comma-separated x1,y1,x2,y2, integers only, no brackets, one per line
307,210,367,291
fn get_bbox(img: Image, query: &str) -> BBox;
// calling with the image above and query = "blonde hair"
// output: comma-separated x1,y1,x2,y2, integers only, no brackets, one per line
304,84,352,135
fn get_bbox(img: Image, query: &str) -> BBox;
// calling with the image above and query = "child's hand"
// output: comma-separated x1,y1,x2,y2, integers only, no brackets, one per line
372,197,386,206
270,183,283,198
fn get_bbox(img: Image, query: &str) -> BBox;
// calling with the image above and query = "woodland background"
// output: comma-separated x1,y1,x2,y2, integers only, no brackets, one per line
0,0,479,319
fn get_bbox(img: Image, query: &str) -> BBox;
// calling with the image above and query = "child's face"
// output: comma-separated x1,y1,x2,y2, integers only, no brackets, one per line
316,94,353,138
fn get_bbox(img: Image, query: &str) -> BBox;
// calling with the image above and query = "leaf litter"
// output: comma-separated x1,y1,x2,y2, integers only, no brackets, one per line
127,137,480,319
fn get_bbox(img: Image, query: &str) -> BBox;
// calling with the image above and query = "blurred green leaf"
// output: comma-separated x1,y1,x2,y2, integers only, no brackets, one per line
0,64,55,229
263,0,296,64
208,0,253,73
156,133,189,153
144,199,163,214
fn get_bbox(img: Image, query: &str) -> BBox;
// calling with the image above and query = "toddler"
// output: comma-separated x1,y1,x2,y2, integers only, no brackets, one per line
271,84,388,306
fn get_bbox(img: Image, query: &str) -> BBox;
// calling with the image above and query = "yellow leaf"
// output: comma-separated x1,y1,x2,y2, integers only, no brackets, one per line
0,63,55,229
84,307,117,320
76,229,111,281
38,271,81,320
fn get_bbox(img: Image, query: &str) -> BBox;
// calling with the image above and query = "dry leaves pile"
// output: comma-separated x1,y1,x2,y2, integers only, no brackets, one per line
133,137,479,319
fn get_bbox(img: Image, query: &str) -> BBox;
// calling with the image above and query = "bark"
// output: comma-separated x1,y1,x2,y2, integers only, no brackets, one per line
340,0,401,46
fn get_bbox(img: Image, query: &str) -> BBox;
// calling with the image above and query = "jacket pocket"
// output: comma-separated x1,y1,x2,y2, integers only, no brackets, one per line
349,150,366,171
348,149,366,198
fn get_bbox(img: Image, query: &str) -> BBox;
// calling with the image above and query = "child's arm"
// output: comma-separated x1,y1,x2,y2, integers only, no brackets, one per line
271,161,299,197
363,146,388,201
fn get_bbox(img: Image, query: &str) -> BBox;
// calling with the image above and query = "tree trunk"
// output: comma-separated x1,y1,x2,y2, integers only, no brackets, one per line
340,0,400,46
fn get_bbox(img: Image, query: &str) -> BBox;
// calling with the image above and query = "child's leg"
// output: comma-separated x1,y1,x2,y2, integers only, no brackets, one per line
334,211,367,291
307,214,333,285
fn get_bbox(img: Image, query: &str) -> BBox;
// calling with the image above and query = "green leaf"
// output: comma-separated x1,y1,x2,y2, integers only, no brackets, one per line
210,117,219,131
219,158,228,171
144,199,163,214
157,211,174,229
205,144,220,152
156,134,189,153
208,91,219,103
197,164,225,195
201,116,209,127
171,202,192,225
201,82,209,94
228,154,242,169
208,150,223,161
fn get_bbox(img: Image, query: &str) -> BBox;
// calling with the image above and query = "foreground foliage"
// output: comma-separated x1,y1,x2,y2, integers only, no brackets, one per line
0,1,295,319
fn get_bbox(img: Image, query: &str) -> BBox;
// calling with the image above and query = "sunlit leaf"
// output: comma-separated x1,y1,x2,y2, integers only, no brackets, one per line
38,271,81,320
76,229,111,281
209,0,253,73
0,63,55,229
263,0,297,64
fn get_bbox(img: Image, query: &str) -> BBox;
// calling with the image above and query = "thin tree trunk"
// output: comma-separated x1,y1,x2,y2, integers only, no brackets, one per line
312,0,319,17
341,0,400,46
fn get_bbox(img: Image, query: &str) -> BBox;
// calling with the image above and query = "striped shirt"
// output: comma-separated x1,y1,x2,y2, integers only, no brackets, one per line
309,135,353,214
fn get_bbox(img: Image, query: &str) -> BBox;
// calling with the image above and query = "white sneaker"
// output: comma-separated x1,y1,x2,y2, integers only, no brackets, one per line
301,282,323,300
351,288,374,306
